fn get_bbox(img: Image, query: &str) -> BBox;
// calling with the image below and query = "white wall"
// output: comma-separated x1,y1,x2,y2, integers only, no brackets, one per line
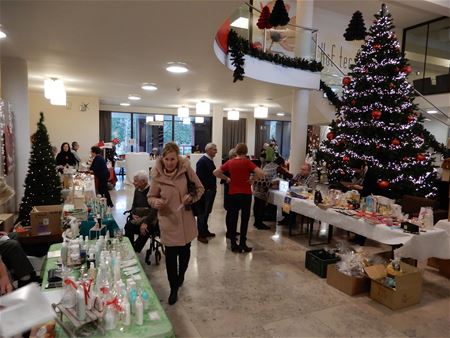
29,92,99,162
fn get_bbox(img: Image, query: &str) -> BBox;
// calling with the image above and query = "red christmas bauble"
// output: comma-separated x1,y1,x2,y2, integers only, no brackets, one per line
339,170,345,176
402,65,412,74
378,180,390,189
407,115,414,123
371,110,382,119
373,43,381,49
391,138,400,146
416,153,425,161
351,99,357,106
342,76,351,86
343,156,350,162
326,132,334,140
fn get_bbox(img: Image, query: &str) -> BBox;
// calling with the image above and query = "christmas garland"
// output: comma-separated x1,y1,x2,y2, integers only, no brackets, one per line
319,80,342,109
422,129,450,158
228,29,323,82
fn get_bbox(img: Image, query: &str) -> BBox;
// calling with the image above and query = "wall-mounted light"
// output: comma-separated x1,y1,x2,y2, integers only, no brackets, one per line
155,114,164,121
196,101,210,115
227,110,239,120
195,116,204,124
254,106,268,118
44,78,66,106
177,106,189,118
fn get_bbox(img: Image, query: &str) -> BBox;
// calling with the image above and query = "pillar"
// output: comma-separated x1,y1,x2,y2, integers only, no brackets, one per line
212,104,223,167
246,114,256,158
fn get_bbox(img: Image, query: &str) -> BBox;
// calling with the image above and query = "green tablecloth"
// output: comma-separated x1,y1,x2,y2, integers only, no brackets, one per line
79,215,120,239
42,238,174,338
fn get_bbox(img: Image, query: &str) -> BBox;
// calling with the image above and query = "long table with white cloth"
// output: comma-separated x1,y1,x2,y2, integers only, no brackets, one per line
268,190,450,261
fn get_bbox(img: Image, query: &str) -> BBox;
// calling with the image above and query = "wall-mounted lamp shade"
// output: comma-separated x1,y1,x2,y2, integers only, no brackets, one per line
227,110,239,120
155,115,164,121
177,106,189,118
254,106,268,118
182,117,191,125
196,101,210,115
195,116,204,124
48,79,66,106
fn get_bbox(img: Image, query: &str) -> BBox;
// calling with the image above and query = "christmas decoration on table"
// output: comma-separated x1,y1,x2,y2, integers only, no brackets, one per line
343,10,367,41
227,29,323,82
269,0,290,27
257,5,272,29
317,4,445,199
16,112,62,227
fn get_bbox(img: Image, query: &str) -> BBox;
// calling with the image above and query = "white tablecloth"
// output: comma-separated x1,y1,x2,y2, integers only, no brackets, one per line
268,190,450,260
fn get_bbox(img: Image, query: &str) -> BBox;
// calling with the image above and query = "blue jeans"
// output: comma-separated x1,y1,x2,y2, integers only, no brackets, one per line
197,189,216,236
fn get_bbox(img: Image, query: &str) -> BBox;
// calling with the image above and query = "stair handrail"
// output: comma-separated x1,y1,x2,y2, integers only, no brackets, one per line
413,88,449,119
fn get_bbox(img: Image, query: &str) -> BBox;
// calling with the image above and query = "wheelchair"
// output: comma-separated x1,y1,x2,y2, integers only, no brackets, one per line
123,209,164,265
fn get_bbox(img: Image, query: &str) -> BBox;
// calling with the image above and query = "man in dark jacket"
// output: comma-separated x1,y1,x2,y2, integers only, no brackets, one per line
90,146,113,207
195,143,218,244
124,171,158,252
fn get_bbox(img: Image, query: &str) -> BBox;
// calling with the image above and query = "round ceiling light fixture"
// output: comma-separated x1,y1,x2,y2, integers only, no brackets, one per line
120,102,130,106
166,62,189,73
276,112,285,116
142,82,158,91
128,94,141,101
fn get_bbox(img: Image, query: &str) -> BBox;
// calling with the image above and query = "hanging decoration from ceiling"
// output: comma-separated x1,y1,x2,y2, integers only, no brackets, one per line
343,11,367,41
257,5,272,29
269,0,290,27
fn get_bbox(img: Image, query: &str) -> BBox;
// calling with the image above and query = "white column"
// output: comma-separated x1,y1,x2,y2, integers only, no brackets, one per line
1,57,30,209
246,114,256,158
290,0,314,175
212,104,223,167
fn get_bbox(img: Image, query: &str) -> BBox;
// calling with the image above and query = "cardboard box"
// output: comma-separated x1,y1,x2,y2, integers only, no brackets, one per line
365,262,422,310
0,213,14,232
30,205,63,236
326,264,371,296
427,257,450,279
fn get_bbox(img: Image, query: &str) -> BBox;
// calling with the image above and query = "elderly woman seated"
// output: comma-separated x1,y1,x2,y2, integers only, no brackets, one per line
124,170,158,252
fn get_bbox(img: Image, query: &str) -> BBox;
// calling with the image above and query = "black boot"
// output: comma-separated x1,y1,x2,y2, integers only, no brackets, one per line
239,242,252,253
168,288,178,305
231,241,241,253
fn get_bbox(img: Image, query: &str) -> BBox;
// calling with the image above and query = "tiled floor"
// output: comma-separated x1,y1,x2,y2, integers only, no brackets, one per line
110,179,450,338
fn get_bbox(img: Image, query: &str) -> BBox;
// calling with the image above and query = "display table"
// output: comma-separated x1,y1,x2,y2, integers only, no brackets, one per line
79,214,120,239
42,238,174,338
125,153,151,184
268,190,450,260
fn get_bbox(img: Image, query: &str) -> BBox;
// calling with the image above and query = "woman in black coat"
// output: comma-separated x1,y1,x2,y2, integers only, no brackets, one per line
56,142,77,167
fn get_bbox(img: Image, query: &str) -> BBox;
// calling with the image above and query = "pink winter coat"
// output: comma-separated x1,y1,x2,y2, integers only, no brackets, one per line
148,157,204,247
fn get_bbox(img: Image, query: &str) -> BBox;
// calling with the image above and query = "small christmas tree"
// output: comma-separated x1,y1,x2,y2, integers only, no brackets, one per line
257,6,272,29
17,112,62,226
319,4,438,199
269,0,290,27
343,11,367,41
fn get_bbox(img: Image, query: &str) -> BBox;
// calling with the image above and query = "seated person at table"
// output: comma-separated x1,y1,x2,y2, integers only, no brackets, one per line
124,171,158,252
56,142,78,168
150,147,160,159
0,232,38,288
291,163,318,189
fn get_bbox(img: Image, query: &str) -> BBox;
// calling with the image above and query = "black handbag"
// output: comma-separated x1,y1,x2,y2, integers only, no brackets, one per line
185,172,204,216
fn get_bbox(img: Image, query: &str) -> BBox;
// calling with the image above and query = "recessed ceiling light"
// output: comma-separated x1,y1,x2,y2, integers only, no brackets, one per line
0,25,6,39
142,82,158,91
128,94,141,100
427,110,437,114
276,112,285,116
166,62,188,73
120,102,130,106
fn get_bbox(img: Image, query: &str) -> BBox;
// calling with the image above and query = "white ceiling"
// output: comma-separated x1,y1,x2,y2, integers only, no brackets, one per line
0,0,447,117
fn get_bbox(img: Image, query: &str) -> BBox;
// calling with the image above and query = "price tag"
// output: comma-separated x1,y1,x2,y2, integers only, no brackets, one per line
282,196,292,214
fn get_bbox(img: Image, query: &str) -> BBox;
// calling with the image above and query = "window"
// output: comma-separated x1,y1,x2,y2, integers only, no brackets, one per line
111,112,132,154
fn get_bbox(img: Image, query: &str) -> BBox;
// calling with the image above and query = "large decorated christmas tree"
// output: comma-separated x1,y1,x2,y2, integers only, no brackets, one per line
319,4,438,199
17,112,62,226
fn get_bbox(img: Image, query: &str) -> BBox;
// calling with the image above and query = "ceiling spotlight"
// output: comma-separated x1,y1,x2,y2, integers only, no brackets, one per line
166,62,188,73
142,83,158,91
427,110,437,114
177,106,189,118
254,106,268,118
0,25,6,39
195,116,205,124
196,101,210,115
227,110,239,121
120,102,130,106
155,114,164,121
128,94,141,101
276,112,285,116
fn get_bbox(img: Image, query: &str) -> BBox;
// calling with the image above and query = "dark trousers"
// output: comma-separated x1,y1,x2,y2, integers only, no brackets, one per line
0,238,34,279
124,221,150,253
98,179,114,207
197,189,216,236
253,196,266,227
165,243,191,290
227,194,252,245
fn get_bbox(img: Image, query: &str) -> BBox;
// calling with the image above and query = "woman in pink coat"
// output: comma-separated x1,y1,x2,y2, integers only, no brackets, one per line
148,142,204,305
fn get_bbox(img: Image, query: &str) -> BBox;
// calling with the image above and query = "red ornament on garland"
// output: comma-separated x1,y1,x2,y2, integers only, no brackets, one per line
378,180,390,189
342,76,351,86
343,156,350,162
391,138,400,146
402,65,412,74
326,132,334,140
371,110,382,120
416,153,425,161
